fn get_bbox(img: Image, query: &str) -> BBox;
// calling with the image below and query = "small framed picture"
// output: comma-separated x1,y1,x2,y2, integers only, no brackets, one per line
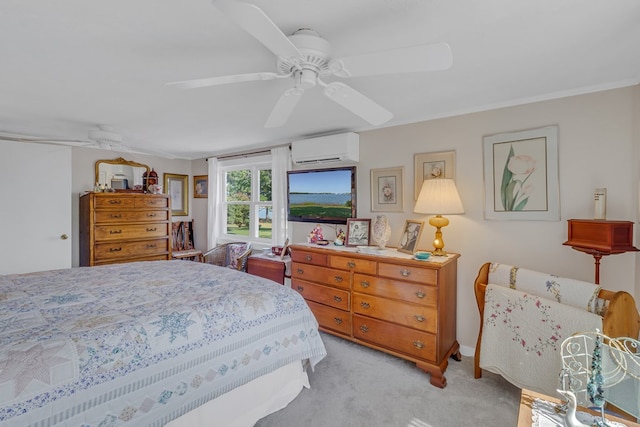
397,220,424,254
194,175,208,198
370,167,404,212
414,150,456,199
345,218,372,247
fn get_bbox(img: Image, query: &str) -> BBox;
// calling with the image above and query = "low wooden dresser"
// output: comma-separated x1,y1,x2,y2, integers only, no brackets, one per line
290,243,460,387
79,192,172,266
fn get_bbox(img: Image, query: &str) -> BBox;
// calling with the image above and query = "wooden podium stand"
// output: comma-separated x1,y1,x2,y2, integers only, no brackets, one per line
563,219,639,284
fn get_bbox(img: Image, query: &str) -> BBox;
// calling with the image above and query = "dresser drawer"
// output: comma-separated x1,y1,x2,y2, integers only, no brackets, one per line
352,293,437,333
94,223,169,241
328,255,376,274
353,273,437,305
292,279,350,311
291,250,328,266
94,238,169,261
95,210,169,223
135,196,169,209
306,300,351,336
94,196,135,209
291,262,350,289
353,314,436,361
95,253,169,265
378,262,437,285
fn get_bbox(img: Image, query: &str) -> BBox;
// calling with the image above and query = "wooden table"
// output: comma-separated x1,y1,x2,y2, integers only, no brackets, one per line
247,253,291,285
517,388,638,426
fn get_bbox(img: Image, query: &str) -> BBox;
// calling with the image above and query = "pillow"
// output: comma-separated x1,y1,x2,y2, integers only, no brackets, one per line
227,243,249,269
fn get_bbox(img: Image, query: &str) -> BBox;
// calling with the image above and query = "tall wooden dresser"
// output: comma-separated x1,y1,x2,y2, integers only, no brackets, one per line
290,243,460,387
79,192,172,266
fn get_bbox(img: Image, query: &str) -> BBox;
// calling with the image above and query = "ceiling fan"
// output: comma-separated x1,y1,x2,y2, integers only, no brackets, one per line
0,125,178,159
169,0,453,128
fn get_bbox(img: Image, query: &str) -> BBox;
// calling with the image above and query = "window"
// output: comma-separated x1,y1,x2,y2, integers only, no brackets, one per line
220,158,272,242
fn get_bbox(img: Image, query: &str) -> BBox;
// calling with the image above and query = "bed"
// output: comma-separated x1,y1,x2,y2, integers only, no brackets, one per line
0,260,327,426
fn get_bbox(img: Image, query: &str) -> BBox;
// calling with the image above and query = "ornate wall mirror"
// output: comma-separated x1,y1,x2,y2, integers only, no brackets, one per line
95,157,150,191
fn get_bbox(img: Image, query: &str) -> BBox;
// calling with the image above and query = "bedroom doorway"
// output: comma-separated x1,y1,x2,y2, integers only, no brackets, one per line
0,140,72,274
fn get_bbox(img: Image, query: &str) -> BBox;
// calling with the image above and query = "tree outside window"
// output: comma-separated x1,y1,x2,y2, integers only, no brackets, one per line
224,166,272,240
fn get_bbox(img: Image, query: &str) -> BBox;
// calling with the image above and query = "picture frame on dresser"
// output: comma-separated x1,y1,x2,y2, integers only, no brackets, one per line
397,220,424,254
345,218,371,246
164,173,188,216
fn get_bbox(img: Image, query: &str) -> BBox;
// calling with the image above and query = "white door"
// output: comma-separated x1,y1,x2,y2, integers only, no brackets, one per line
0,141,72,274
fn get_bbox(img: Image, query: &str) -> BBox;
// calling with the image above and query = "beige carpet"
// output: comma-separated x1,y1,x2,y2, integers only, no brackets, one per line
256,332,521,427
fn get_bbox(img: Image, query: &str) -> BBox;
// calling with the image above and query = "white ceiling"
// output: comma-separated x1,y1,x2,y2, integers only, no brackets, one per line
1,0,639,160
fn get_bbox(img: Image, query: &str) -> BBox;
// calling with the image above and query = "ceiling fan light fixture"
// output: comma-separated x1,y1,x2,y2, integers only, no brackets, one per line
296,69,317,89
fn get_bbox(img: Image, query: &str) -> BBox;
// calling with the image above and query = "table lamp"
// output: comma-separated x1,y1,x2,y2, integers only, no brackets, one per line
414,178,464,256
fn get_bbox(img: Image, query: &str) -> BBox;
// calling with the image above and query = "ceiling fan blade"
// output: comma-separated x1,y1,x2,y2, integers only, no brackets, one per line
213,0,303,59
323,82,393,126
0,134,93,147
167,72,284,89
264,87,304,128
329,42,453,78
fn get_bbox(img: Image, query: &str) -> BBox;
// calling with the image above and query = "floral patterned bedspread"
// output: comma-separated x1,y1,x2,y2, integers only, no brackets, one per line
0,261,326,427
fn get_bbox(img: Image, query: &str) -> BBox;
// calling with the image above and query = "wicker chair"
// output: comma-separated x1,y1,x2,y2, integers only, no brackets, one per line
203,242,253,272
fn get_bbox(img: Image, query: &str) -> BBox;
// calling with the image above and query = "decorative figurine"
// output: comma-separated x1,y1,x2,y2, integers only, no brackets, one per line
308,224,323,243
556,389,590,427
334,228,345,245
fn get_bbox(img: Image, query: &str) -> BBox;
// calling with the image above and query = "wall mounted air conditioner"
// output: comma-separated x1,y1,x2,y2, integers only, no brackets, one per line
291,132,359,166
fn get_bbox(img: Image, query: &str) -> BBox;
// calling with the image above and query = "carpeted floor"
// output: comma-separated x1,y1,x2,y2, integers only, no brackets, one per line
255,332,521,427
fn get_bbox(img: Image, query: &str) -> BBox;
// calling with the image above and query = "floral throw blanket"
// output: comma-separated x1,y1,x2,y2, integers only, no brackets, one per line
480,263,603,402
0,261,326,427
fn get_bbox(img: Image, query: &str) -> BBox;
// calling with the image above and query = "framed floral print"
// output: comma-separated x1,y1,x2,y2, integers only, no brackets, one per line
414,150,456,199
482,125,559,220
371,166,404,212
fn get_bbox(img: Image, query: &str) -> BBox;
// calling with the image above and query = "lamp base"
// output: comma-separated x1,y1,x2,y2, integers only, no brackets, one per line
429,215,449,257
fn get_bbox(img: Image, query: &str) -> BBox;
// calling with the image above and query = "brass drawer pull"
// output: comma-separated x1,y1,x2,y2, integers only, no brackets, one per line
415,291,426,298
413,341,425,349
360,280,369,288
334,276,343,283
108,200,122,205
305,254,312,261
147,213,157,217
333,317,343,325
109,229,122,234
146,227,157,232
146,244,157,248
109,247,122,252
414,315,425,322
297,286,304,292
333,295,342,302
359,325,369,333
360,301,370,309
296,268,304,274
110,214,122,218
400,268,411,277
347,261,356,268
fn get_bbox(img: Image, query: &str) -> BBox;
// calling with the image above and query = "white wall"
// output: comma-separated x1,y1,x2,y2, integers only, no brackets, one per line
291,85,640,354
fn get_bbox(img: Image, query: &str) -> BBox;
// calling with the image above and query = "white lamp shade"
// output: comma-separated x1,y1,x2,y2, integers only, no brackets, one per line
414,178,464,214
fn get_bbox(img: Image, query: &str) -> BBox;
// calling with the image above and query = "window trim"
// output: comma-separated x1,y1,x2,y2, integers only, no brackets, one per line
218,155,273,244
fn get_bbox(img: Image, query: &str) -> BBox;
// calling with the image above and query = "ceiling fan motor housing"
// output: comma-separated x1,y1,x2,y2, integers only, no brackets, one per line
277,28,331,88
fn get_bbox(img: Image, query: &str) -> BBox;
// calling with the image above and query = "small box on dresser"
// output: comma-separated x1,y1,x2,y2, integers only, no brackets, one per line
290,244,460,387
79,192,172,266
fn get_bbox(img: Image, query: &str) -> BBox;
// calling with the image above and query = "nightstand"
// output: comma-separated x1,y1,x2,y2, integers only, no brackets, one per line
247,253,291,285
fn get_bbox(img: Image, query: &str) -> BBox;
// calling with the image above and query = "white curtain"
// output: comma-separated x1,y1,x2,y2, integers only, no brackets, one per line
207,157,223,249
271,146,291,245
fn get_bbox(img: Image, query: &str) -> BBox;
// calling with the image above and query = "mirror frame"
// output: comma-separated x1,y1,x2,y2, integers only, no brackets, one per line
95,157,150,191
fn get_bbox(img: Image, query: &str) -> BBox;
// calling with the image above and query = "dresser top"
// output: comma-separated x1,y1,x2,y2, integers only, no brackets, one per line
290,243,459,266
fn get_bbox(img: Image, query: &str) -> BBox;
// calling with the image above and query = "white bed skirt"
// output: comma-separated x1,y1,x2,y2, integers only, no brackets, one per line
165,360,309,427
